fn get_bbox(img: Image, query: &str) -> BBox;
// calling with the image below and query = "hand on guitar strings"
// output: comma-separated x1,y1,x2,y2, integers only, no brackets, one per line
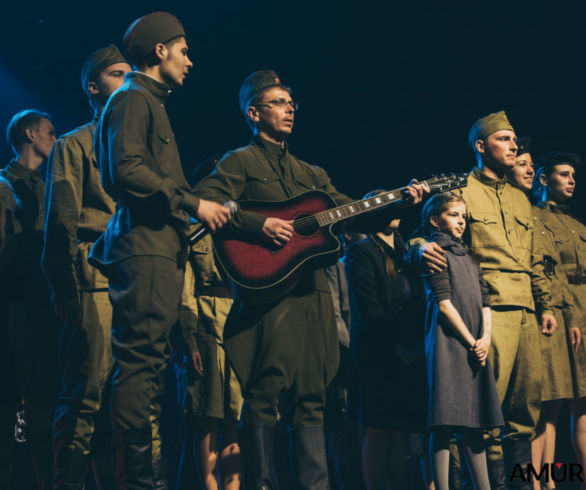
262,217,294,247
401,179,430,206
196,199,233,232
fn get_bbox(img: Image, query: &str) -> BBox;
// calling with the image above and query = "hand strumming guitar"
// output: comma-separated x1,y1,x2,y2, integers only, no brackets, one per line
262,217,294,247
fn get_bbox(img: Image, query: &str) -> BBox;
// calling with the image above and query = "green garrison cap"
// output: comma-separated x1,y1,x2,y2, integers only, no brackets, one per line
468,110,514,148
535,151,582,171
516,136,531,157
123,11,185,66
81,45,128,95
239,69,288,114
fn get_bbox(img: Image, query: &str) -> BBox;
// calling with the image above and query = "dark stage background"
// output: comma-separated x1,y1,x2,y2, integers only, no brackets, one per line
0,1,585,221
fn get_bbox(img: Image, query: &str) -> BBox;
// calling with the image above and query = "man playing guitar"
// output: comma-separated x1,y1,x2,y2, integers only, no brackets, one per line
193,69,425,488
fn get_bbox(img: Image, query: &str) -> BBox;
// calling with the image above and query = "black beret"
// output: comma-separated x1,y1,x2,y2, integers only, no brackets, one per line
535,151,582,171
239,69,288,114
516,136,531,157
123,12,185,66
80,45,128,95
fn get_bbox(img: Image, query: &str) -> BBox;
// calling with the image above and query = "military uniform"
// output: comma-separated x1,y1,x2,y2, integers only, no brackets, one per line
0,160,59,489
177,233,243,420
42,118,117,486
0,177,20,490
533,202,586,398
194,135,398,430
89,69,200,487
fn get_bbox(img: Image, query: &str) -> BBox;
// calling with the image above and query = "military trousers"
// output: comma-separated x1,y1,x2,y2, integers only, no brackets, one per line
108,256,184,460
488,307,542,441
53,289,113,455
224,280,340,428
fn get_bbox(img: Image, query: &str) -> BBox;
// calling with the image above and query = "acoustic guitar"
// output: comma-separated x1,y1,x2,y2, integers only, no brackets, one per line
207,173,468,304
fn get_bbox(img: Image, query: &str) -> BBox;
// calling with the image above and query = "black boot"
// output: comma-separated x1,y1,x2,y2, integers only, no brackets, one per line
113,425,154,490
239,425,276,490
289,425,330,490
487,456,507,490
52,448,89,490
503,438,532,489
152,460,168,490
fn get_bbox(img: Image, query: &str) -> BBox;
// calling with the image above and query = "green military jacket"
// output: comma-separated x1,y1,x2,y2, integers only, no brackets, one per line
179,232,233,354
193,134,397,292
89,72,200,270
0,160,47,302
408,167,552,314
533,201,586,327
42,119,115,302
531,205,575,326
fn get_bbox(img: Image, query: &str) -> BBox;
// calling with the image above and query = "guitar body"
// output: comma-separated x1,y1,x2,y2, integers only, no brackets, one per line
208,173,468,305
212,190,341,304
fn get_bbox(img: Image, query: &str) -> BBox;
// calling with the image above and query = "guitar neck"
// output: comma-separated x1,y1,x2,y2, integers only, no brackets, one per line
312,173,468,228
315,188,403,227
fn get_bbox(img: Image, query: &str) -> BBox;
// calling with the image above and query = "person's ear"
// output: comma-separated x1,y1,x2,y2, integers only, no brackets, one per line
87,81,99,96
475,139,485,155
24,127,35,143
430,215,439,228
247,105,260,124
539,172,548,187
154,42,167,61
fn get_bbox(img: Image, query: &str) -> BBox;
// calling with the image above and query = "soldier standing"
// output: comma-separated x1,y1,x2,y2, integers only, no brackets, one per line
42,45,131,489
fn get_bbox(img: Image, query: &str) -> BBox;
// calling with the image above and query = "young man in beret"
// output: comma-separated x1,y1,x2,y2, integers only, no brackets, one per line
408,111,556,489
2,109,58,489
88,12,231,490
194,69,425,489
42,45,131,489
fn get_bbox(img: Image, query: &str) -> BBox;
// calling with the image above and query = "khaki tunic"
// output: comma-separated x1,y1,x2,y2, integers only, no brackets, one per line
178,233,243,420
533,202,586,398
42,120,116,455
407,167,553,440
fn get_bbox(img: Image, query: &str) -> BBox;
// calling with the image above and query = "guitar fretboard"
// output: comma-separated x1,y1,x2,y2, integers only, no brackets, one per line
315,190,399,227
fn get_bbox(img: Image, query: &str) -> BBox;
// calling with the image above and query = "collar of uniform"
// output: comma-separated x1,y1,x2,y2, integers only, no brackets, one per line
5,159,43,183
471,166,507,188
252,134,288,158
128,71,172,101
536,201,570,215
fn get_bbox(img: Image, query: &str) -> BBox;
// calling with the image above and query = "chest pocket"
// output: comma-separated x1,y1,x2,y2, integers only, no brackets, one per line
296,173,318,191
245,169,284,200
468,211,506,248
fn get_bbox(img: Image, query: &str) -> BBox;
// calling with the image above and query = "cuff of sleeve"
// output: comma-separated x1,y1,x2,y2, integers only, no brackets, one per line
540,308,555,319
241,211,267,237
179,193,200,217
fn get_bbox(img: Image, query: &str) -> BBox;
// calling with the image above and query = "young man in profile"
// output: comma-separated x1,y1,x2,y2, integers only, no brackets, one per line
2,109,57,489
89,12,231,489
43,45,131,489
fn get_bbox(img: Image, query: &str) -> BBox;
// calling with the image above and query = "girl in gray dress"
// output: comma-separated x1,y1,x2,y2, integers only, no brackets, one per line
421,193,503,490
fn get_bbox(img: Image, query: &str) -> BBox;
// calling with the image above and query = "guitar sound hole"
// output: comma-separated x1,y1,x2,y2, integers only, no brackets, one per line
293,215,319,236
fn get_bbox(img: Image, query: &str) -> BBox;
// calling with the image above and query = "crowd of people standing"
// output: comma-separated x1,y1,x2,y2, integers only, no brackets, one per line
1,9,586,490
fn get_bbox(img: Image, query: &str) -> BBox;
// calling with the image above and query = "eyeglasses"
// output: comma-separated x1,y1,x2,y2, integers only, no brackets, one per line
255,99,299,111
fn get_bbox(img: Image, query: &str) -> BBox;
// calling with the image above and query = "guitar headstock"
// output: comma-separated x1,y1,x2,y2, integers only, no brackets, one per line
424,173,468,194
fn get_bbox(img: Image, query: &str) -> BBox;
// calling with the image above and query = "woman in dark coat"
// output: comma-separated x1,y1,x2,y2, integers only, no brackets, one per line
346,190,427,489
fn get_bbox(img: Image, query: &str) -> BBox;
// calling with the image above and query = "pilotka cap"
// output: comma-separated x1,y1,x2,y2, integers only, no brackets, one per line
123,12,185,66
468,110,514,148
